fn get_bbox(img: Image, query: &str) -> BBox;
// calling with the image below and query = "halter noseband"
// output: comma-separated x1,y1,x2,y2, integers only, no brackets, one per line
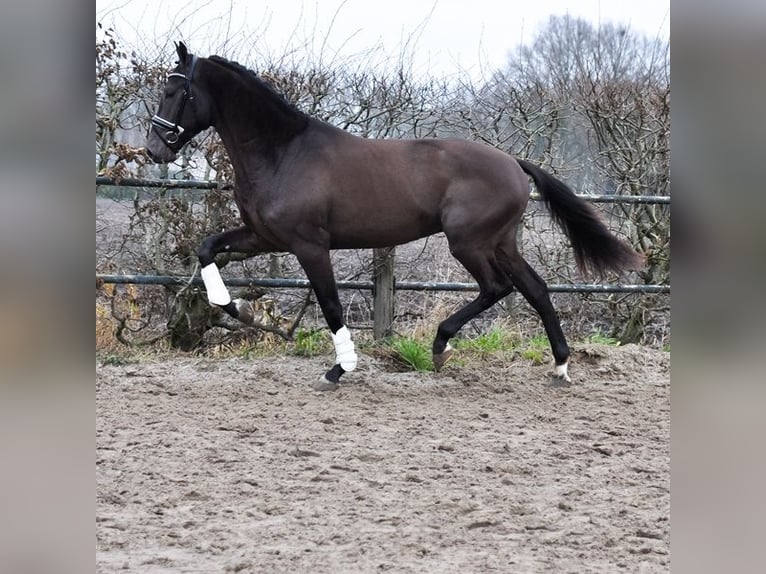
151,55,198,145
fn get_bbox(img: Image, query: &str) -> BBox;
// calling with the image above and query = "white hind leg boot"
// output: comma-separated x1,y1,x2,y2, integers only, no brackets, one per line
554,360,571,383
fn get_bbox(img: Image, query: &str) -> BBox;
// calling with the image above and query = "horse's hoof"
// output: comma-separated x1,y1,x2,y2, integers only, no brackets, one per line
311,376,339,392
432,343,453,372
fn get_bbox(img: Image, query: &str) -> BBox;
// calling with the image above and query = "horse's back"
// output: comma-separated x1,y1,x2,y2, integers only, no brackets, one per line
290,125,531,248
329,130,528,198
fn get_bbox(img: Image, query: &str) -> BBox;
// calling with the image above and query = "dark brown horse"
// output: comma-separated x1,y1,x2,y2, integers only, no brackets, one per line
146,42,642,390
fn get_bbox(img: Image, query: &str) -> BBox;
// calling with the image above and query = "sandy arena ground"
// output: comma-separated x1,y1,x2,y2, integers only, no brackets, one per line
97,344,669,573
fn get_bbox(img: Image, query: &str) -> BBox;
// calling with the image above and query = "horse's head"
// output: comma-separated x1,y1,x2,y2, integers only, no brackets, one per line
146,42,213,163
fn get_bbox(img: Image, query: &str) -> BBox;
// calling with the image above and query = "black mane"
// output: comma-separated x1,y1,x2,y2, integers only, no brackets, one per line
207,55,308,124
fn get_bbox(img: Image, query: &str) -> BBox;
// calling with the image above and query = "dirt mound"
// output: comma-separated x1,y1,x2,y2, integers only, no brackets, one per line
97,345,669,573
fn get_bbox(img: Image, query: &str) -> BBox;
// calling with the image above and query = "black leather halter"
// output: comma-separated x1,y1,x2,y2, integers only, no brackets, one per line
151,55,198,145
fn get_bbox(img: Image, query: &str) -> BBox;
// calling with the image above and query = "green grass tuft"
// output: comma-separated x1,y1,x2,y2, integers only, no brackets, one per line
390,337,433,372
455,327,518,356
97,352,138,366
292,328,330,357
520,347,546,364
519,334,549,364
584,332,621,346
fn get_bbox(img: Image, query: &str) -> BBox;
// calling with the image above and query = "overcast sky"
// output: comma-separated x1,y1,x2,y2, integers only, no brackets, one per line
96,0,669,81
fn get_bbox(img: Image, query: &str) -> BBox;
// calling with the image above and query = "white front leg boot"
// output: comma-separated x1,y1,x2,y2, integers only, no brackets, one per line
200,263,231,306
332,326,358,371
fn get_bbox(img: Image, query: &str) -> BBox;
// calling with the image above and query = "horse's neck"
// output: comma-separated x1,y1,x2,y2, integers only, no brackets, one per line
210,79,306,177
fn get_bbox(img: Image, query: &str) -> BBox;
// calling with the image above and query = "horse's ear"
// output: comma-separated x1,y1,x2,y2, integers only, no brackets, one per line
175,41,189,63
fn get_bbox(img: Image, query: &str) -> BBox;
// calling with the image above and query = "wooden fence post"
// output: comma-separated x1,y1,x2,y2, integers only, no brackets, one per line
372,247,395,340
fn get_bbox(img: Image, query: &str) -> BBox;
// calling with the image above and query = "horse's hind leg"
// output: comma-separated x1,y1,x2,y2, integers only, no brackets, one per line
197,226,272,323
498,247,571,382
432,247,514,371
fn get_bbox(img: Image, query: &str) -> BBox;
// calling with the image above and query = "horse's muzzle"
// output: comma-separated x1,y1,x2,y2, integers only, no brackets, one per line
145,136,177,164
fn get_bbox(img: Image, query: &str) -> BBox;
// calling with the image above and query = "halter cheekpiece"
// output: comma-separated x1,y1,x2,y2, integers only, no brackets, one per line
151,55,198,145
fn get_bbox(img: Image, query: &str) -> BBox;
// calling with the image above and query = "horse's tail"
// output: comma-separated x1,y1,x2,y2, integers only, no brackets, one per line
516,158,644,276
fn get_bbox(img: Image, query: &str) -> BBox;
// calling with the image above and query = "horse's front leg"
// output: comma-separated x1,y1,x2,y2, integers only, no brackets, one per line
197,226,272,323
292,242,357,391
